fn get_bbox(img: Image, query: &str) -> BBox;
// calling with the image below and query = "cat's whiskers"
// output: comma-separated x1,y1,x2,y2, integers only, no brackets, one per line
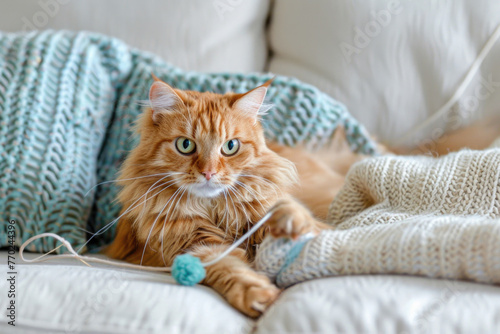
233,180,271,209
160,185,189,266
216,179,237,241
231,181,266,218
224,186,240,239
227,185,253,240
240,172,281,186
219,190,230,239
120,172,186,225
124,178,179,221
141,185,185,265
237,174,282,197
220,189,231,242
84,172,182,197
121,173,182,226
77,175,178,253
227,185,255,250
218,193,227,227
134,178,179,226
78,175,177,252
92,172,183,232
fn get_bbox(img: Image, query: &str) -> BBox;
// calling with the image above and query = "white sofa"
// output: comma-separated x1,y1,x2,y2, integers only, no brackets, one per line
3,252,500,334
2,1,500,333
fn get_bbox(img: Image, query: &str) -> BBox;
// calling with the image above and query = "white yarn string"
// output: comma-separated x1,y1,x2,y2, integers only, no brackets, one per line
19,210,275,271
397,23,500,145
203,210,274,266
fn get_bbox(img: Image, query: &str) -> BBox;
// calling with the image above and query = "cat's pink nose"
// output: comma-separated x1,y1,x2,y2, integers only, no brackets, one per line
202,171,217,181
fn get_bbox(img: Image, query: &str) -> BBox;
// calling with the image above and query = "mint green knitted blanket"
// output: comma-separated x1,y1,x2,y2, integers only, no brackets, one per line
0,30,376,253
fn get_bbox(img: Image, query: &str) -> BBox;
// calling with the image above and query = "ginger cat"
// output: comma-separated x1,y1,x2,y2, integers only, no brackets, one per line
105,75,499,317
105,76,346,317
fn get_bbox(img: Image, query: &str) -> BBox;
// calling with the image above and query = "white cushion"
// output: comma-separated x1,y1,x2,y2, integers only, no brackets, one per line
0,252,252,334
269,0,500,145
258,276,500,334
0,0,269,72
3,251,500,333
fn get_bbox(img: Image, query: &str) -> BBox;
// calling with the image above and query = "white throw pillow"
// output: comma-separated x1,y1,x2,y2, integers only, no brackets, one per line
269,0,500,146
0,0,270,73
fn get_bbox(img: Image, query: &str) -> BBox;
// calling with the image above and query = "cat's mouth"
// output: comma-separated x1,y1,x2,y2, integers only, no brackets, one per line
189,181,225,198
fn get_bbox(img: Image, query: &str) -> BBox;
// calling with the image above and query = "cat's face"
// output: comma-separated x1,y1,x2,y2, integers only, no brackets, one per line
133,77,274,199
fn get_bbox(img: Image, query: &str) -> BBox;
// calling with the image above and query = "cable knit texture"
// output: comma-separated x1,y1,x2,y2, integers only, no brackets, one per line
0,31,128,252
256,143,500,288
0,31,376,253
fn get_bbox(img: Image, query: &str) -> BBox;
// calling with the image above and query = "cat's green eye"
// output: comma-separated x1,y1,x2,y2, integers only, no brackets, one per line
221,139,240,156
176,137,196,155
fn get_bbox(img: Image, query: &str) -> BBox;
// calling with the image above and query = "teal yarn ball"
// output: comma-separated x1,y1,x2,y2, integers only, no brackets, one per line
172,254,206,286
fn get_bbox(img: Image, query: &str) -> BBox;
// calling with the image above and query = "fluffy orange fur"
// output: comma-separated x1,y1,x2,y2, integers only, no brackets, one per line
105,75,500,317
105,77,336,317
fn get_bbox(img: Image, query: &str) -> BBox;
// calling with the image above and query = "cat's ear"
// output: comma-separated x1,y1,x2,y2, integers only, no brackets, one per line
149,74,185,123
233,78,274,120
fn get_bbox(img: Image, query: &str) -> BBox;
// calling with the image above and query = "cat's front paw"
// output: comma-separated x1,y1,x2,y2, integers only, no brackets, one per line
227,273,280,318
266,199,320,239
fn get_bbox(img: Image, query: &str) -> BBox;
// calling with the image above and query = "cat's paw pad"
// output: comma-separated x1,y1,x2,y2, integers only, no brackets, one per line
247,285,280,316
228,275,280,318
267,199,315,239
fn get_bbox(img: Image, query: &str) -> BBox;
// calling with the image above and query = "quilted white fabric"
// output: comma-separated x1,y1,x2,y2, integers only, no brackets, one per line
0,0,270,73
268,0,500,145
2,251,500,333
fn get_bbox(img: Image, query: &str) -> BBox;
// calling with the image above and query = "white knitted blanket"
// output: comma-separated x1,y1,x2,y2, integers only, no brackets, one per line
255,144,500,288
